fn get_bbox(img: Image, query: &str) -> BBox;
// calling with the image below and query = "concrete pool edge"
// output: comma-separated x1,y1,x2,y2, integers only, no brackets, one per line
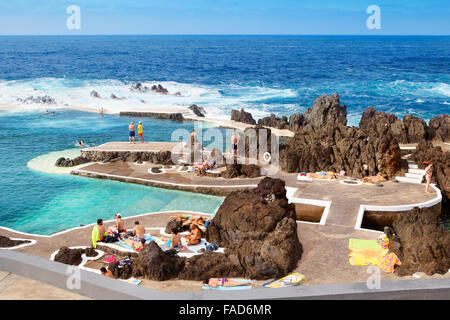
1,249,449,300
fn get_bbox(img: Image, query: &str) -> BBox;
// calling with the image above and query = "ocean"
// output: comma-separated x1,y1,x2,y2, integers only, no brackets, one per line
0,35,448,234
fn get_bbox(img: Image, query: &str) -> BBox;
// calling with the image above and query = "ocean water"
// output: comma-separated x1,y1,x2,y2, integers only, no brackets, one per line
0,110,225,235
0,35,449,125
0,35,448,234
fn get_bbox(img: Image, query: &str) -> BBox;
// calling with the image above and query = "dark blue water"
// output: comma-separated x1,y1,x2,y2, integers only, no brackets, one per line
0,35,449,124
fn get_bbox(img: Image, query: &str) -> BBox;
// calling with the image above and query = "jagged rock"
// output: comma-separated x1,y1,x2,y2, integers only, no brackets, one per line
108,261,133,279
54,247,84,266
55,156,89,167
164,220,189,235
178,252,244,280
304,93,347,129
411,140,450,215
151,84,169,95
22,95,56,105
130,82,149,93
132,241,185,281
258,114,289,130
169,113,184,121
280,100,406,179
388,206,450,276
403,115,432,143
206,178,302,279
0,236,30,248
221,163,261,179
288,113,305,132
189,104,206,117
231,108,256,125
174,92,182,96
81,150,174,165
90,90,100,98
429,114,450,142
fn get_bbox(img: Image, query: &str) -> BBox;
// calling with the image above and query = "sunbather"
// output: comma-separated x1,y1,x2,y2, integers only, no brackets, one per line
203,278,253,288
362,173,388,184
161,229,182,250
114,214,125,233
100,267,115,279
307,171,338,180
184,223,202,245
132,221,145,240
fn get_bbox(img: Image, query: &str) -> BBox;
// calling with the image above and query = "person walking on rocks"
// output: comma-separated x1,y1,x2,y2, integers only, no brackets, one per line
129,121,136,144
424,162,433,193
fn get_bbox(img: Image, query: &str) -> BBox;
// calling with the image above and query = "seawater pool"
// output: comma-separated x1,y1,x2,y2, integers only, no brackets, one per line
0,110,224,235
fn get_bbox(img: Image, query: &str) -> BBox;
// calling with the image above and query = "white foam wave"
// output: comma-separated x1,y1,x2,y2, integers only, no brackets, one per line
27,148,87,175
0,78,298,120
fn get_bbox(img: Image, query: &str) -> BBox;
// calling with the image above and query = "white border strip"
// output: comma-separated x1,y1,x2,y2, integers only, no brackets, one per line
0,238,37,250
72,168,258,189
0,210,216,239
355,184,442,233
286,188,331,226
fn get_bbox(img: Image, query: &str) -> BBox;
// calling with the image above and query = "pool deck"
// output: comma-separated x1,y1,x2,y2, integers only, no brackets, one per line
1,141,448,297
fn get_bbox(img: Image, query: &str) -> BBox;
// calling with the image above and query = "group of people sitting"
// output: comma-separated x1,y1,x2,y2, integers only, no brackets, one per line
92,214,147,251
162,215,209,250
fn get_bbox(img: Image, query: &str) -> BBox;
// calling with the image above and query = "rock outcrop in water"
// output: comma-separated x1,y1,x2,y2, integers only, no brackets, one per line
130,82,149,93
55,156,89,167
18,95,56,105
90,90,100,98
258,114,289,130
387,206,450,276
279,94,406,178
188,104,206,117
81,150,175,165
151,84,169,95
231,108,256,125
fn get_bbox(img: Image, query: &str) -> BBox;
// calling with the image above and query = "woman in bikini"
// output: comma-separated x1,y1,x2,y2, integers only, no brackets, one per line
203,278,254,288
425,163,433,193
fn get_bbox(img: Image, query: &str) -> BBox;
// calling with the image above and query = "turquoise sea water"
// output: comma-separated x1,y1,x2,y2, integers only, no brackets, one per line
0,110,225,235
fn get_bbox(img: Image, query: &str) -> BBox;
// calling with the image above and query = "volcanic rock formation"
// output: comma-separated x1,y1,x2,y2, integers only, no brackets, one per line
231,108,257,125
388,206,450,276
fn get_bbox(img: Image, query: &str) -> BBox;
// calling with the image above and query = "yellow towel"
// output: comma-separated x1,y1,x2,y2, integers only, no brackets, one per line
92,225,100,248
348,248,389,266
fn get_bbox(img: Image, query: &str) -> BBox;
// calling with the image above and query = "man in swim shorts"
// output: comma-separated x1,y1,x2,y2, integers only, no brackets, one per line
137,121,144,143
132,221,145,240
114,214,125,233
129,121,135,144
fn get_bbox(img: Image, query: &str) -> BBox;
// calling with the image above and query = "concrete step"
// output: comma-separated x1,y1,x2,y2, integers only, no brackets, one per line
408,163,418,169
408,168,426,174
405,172,424,179
395,176,422,184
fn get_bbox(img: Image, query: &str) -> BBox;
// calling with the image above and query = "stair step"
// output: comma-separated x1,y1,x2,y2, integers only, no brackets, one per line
405,172,424,179
395,176,422,184
408,168,426,174
408,164,418,169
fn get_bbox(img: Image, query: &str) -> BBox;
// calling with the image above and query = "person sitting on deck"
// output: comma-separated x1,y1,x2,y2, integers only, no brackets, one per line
184,223,202,246
123,237,146,252
203,278,253,288
100,267,115,279
198,152,217,177
132,221,145,240
92,219,107,248
161,228,182,250
114,214,125,233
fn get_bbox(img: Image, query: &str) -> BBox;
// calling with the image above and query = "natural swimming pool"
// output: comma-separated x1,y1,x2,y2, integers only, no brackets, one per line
0,110,225,235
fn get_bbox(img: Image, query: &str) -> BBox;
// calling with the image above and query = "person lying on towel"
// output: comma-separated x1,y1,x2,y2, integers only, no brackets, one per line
307,171,338,180
184,223,202,245
362,173,388,184
203,278,253,288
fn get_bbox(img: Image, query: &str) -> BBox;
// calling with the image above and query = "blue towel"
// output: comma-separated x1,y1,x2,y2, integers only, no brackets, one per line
202,279,253,291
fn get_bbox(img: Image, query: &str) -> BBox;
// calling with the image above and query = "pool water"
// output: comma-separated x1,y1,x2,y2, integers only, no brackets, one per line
0,110,225,235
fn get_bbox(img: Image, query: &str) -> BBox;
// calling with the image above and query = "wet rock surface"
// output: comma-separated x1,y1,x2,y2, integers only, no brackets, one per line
188,104,206,117
55,156,89,167
388,207,450,276
18,95,56,105
151,84,169,95
81,150,175,165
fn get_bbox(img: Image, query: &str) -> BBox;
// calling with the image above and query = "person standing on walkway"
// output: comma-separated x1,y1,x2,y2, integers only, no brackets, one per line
137,121,144,143
424,162,433,193
129,121,135,144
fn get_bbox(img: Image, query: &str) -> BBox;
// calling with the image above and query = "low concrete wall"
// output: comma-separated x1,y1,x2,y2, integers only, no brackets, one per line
1,250,449,300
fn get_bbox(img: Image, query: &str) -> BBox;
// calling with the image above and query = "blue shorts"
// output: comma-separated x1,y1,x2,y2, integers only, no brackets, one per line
129,131,135,137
